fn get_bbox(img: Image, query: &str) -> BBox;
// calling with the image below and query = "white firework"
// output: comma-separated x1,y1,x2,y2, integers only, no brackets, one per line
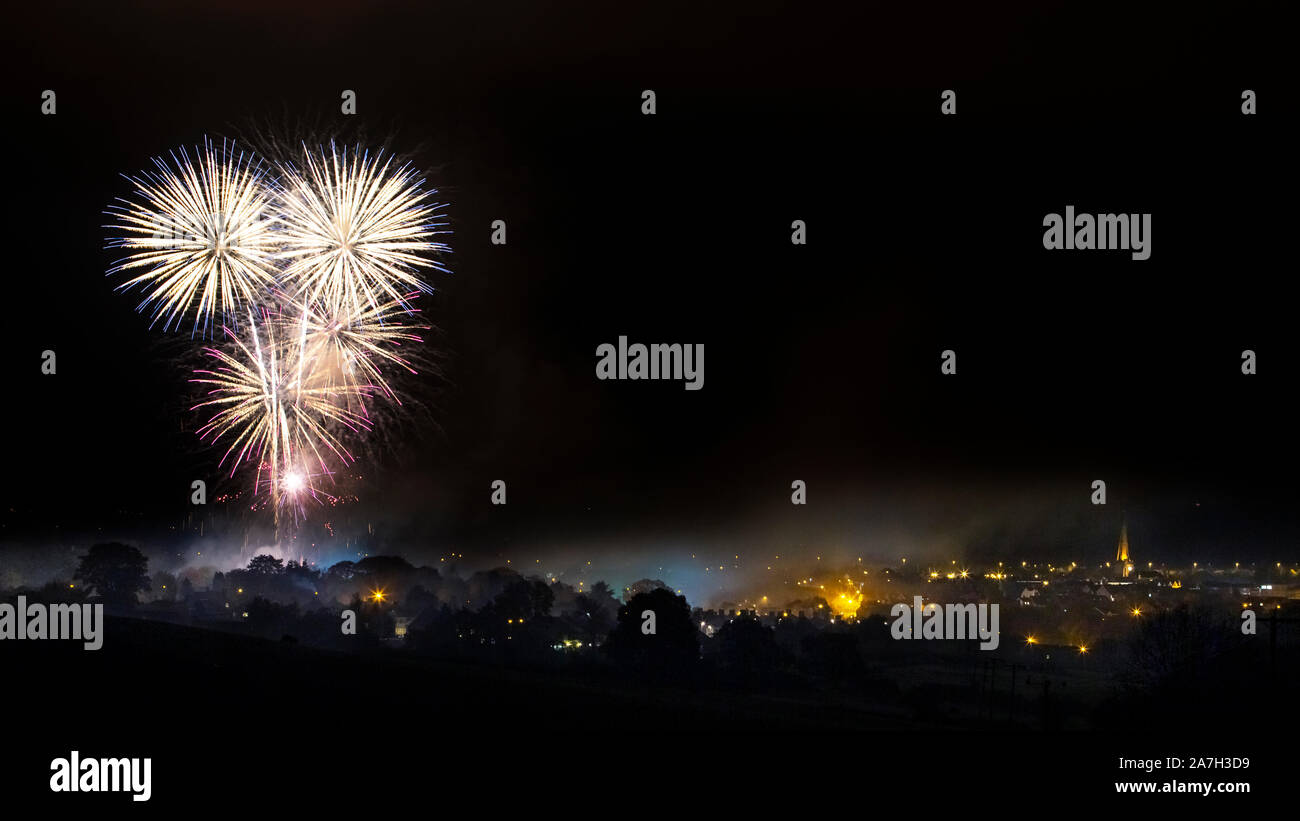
105,139,279,335
275,142,449,318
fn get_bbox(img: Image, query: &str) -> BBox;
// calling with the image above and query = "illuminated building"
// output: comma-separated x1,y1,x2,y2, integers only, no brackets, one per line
1117,522,1134,579
394,616,413,638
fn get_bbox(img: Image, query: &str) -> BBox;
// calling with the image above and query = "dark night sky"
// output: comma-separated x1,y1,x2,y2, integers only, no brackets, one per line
1,1,1295,585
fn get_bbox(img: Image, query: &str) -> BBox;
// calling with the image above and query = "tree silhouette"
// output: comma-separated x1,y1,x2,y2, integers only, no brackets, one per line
150,571,177,602
571,588,617,646
247,555,284,575
622,578,670,602
716,617,785,683
326,561,358,581
284,560,320,581
1122,603,1241,693
354,555,415,577
588,581,619,610
493,578,554,621
39,579,88,604
75,542,150,608
604,588,698,679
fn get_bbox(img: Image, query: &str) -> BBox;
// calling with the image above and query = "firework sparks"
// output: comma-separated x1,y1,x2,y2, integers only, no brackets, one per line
107,135,450,541
105,139,279,335
191,309,373,527
294,292,429,405
276,142,449,317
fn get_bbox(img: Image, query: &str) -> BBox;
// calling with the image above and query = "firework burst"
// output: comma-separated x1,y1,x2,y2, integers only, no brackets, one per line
276,142,450,317
191,309,374,527
107,134,450,541
294,292,430,406
105,139,279,335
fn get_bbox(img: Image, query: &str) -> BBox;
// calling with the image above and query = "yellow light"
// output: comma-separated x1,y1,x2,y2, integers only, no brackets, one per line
1026,636,1037,645
1131,607,1141,616
370,588,386,603
1078,645,1088,654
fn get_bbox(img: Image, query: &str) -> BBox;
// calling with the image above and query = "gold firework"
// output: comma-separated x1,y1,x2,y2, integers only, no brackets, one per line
192,309,373,526
294,293,430,404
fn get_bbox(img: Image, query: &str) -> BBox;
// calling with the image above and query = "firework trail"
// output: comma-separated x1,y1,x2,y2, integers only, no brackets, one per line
105,139,279,336
191,309,374,530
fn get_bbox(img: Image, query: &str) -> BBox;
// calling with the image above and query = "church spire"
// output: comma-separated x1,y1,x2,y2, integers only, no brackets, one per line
1117,521,1133,578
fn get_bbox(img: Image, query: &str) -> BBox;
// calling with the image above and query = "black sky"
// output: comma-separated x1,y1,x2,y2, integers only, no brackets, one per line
1,1,1295,575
